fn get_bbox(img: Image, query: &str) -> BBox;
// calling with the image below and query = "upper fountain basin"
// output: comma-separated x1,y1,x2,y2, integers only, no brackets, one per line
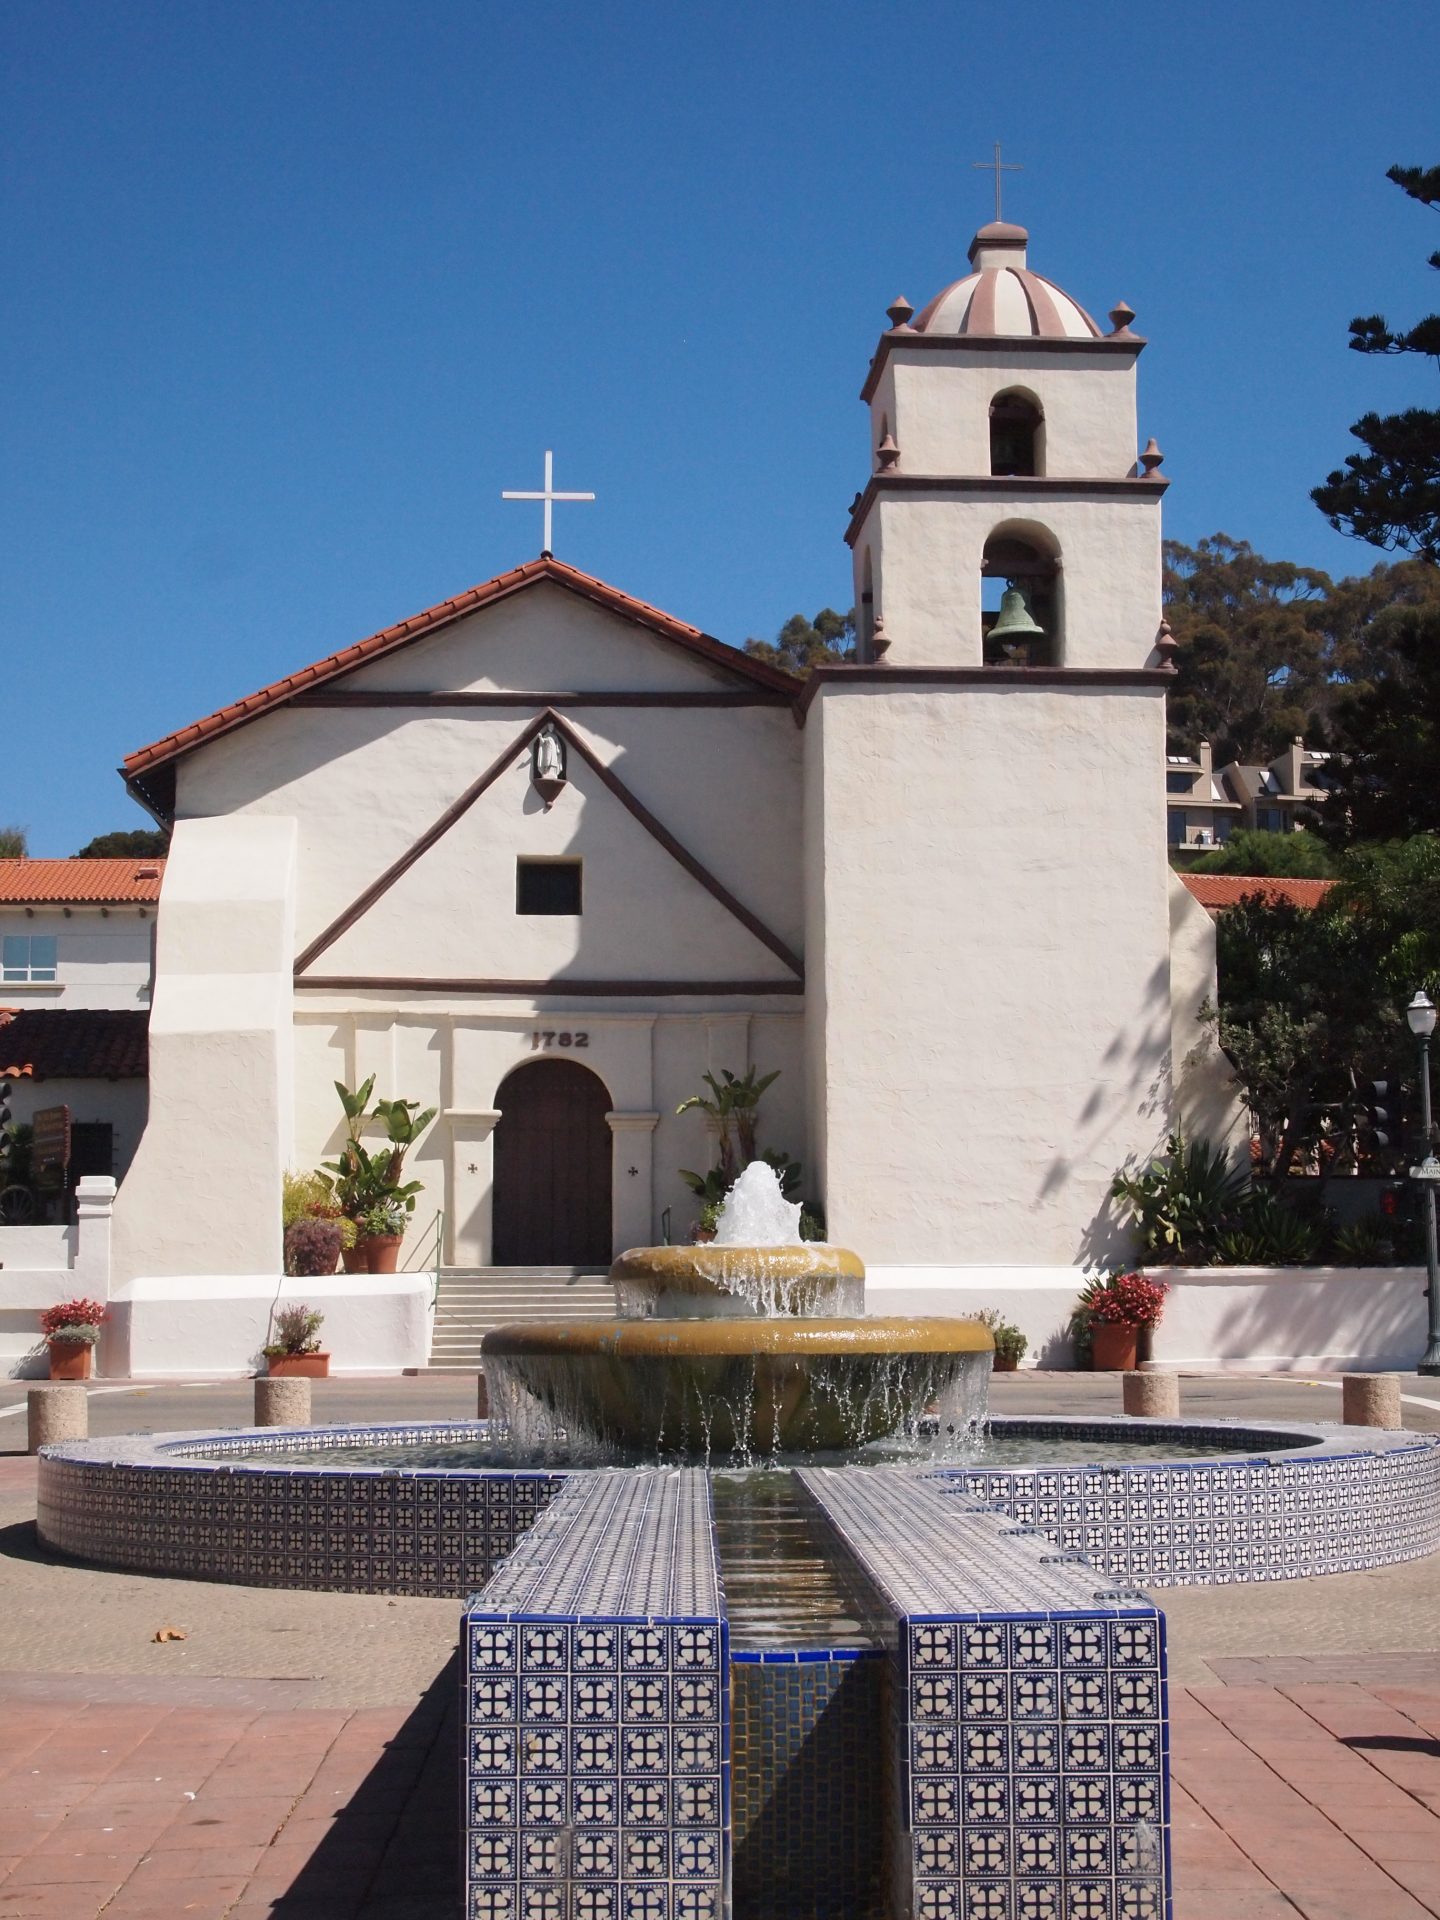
609,1243,866,1318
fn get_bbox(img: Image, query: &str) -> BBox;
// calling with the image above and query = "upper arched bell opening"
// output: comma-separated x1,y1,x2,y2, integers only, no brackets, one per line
990,389,1044,478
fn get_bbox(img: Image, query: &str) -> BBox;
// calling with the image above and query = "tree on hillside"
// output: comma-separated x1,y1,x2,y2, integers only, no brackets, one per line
1162,536,1330,764
1331,835,1440,1002
1308,166,1440,845
1313,164,1440,562
1209,838,1440,1183
1211,890,1383,1182
744,608,856,676
1186,828,1337,879
0,827,26,858
1314,604,1440,844
1314,555,1440,691
74,829,170,859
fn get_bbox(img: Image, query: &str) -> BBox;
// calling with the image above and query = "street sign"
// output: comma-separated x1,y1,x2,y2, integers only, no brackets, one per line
32,1105,71,1190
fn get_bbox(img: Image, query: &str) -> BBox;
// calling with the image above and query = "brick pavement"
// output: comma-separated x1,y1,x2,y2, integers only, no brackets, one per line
0,1377,1437,1914
0,1662,1436,1917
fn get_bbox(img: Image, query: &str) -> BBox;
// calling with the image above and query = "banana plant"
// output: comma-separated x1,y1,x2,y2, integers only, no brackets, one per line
317,1080,434,1219
676,1067,781,1172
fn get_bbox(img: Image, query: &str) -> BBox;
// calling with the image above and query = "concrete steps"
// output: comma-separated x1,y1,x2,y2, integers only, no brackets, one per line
429,1266,618,1367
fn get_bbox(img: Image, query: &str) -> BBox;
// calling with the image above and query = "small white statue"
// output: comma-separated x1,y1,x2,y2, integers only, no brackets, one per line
533,726,565,784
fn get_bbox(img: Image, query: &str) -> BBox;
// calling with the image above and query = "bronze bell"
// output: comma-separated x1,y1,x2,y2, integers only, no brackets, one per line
989,584,1045,642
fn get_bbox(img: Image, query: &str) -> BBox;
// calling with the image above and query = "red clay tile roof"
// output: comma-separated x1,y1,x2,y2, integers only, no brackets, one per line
0,859,165,904
0,1009,149,1080
1181,873,1335,912
121,557,802,804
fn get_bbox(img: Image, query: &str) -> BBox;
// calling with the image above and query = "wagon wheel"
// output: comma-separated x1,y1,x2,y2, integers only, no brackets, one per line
0,1184,36,1224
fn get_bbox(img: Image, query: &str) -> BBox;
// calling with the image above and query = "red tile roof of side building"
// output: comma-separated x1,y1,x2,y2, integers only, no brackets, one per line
1181,873,1335,912
120,556,803,798
0,1008,149,1079
0,859,165,904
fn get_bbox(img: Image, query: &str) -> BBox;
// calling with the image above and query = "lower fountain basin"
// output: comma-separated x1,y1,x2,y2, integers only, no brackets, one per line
480,1314,992,1454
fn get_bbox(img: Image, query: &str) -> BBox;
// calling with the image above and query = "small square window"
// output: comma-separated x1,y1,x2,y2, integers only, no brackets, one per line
2,933,57,981
516,859,582,916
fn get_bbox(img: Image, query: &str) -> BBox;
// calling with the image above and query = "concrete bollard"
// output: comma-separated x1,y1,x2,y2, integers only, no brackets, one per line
477,1369,490,1419
254,1376,312,1428
1122,1372,1180,1420
1342,1373,1402,1429
28,1384,88,1453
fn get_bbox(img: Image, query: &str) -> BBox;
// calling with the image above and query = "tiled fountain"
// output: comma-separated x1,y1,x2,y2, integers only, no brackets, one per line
36,1168,1440,1920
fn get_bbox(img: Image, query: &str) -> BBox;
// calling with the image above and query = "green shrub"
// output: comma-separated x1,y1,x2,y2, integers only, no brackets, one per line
974,1309,1028,1365
1110,1133,1249,1264
1212,1193,1324,1266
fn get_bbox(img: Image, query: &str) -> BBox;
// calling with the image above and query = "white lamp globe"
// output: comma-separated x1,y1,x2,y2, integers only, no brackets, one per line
1408,990,1437,1038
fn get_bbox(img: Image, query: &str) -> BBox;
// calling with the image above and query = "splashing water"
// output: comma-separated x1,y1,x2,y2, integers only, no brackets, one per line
713,1161,806,1247
480,1155,994,1466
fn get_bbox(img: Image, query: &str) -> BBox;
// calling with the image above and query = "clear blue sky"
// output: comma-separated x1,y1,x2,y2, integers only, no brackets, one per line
6,1,1437,854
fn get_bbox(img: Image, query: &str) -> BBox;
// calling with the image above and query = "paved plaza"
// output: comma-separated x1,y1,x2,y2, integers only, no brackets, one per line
0,1372,1437,1917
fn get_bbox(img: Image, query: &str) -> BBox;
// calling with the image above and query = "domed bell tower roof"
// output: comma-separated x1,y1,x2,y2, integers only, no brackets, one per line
913,223,1102,340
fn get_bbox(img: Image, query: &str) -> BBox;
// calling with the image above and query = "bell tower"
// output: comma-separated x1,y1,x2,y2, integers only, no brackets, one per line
847,221,1169,670
801,210,1207,1294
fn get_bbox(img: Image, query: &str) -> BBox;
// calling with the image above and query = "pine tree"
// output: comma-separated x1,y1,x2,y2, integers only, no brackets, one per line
1313,164,1440,561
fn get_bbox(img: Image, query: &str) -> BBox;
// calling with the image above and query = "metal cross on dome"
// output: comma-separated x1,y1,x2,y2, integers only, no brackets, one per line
973,141,1023,222
502,450,595,558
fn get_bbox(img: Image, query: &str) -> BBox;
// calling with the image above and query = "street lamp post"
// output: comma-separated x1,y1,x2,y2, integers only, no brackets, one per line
1406,990,1440,1375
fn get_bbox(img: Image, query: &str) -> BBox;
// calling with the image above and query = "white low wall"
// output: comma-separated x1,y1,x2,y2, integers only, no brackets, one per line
104,1273,435,1377
866,1263,1433,1373
0,1178,116,1378
866,1267,1091,1369
1146,1266,1430,1374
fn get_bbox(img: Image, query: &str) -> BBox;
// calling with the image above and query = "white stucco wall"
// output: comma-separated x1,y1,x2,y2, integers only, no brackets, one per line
110,816,296,1283
105,1271,432,1376
884,348,1141,480
174,585,804,964
0,1177,115,1376
807,680,1172,1269
312,740,794,985
860,492,1161,670
289,1002,807,1265
1167,873,1246,1151
1147,1266,1431,1374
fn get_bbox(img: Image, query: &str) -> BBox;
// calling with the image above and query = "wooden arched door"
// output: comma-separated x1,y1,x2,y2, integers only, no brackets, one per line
491,1059,613,1266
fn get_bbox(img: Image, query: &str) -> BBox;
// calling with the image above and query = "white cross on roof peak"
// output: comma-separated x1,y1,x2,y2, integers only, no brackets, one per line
502,450,595,557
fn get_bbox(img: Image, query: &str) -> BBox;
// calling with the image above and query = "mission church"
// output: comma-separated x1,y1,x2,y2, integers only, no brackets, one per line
106,212,1233,1357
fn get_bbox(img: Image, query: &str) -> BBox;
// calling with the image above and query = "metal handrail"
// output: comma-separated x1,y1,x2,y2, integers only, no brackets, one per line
400,1206,445,1307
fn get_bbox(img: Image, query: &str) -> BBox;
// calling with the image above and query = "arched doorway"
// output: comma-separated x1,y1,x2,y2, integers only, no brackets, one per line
491,1059,613,1266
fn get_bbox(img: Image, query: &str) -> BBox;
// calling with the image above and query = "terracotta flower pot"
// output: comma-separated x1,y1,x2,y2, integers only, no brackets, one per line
1091,1323,1139,1372
991,1353,1019,1373
340,1243,368,1275
47,1338,93,1381
266,1352,330,1378
365,1234,402,1274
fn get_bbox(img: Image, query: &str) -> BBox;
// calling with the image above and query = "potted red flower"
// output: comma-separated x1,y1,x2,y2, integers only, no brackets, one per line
1084,1271,1168,1372
40,1298,108,1380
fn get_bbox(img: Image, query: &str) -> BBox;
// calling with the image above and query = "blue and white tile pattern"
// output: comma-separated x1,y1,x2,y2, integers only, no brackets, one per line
797,1470,1171,1920
463,1471,728,1920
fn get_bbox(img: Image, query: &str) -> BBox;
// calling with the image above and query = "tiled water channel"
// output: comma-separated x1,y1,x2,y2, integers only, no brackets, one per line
713,1474,886,1918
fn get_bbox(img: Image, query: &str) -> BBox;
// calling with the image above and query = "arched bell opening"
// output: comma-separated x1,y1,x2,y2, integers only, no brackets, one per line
858,547,876,659
981,526,1062,667
989,390,1045,478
